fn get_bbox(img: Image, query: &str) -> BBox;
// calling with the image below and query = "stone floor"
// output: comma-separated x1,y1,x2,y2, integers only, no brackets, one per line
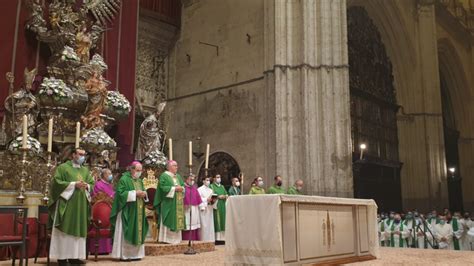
5,247,474,265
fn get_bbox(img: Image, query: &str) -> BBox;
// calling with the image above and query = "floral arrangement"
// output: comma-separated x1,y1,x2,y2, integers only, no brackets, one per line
38,77,73,100
105,91,131,113
8,135,43,153
90,54,108,72
80,128,117,152
142,150,168,167
60,46,80,61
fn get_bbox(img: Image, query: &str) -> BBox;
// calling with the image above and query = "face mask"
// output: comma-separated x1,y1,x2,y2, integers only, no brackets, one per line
276,181,282,187
134,171,142,178
406,215,413,220
258,181,264,187
464,215,470,219
216,178,221,184
389,214,394,219
296,186,302,191
394,218,400,223
188,181,195,186
414,212,419,217
440,220,446,225
107,174,113,182
235,181,240,187
76,156,85,165
204,180,210,187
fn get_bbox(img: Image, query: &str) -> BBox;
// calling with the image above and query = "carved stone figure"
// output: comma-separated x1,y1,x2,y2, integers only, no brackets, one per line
136,102,166,160
81,71,108,129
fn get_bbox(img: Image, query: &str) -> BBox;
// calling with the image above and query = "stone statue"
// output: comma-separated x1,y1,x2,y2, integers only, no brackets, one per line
136,102,166,160
4,68,40,140
76,23,92,63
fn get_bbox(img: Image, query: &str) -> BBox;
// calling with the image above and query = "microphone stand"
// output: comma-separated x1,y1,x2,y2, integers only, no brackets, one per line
184,164,197,255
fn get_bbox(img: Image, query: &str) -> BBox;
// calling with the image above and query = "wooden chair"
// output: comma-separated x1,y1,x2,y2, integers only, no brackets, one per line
0,206,29,266
86,200,112,261
34,205,50,265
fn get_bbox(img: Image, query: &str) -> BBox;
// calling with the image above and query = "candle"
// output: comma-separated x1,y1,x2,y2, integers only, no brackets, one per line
47,118,53,152
168,138,173,160
205,144,210,169
189,141,193,166
75,122,81,148
241,172,244,195
22,115,28,149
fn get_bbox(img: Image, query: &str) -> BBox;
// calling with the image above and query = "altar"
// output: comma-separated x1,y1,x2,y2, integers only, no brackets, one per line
225,195,379,265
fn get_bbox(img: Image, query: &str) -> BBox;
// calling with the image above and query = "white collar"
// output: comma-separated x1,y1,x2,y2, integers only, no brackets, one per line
165,171,175,177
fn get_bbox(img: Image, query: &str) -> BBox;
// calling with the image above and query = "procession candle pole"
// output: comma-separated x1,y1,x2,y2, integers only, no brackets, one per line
184,140,196,255
204,144,210,180
240,172,244,195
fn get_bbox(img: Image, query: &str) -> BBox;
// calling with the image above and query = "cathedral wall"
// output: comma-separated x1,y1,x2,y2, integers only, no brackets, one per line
167,0,267,191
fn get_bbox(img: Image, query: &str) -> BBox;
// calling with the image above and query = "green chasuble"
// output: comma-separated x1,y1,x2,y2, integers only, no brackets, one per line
268,185,286,194
287,186,302,195
48,160,94,237
210,183,227,232
228,186,241,196
153,171,185,232
249,186,265,195
110,172,148,246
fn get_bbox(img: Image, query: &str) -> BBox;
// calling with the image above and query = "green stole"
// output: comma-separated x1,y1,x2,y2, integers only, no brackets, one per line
390,222,405,247
110,172,148,246
153,171,185,232
451,218,460,250
228,186,241,196
379,221,385,246
49,160,94,238
210,183,227,232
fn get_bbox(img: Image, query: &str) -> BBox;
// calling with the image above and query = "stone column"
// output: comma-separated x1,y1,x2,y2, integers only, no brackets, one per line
263,0,353,197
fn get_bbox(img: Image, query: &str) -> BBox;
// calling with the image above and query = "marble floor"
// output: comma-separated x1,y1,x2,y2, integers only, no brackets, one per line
5,247,474,265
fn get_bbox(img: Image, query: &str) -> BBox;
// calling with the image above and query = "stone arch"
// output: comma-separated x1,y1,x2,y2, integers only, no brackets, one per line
197,151,241,187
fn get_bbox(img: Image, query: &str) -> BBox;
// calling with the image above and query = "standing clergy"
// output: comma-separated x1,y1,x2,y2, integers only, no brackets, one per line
89,168,115,255
198,177,215,242
414,216,434,249
267,175,286,194
154,160,185,244
434,215,453,250
447,212,463,250
287,179,304,195
182,174,202,241
249,176,266,195
228,176,241,196
461,212,474,250
210,175,228,242
385,213,409,248
403,212,416,247
49,147,94,265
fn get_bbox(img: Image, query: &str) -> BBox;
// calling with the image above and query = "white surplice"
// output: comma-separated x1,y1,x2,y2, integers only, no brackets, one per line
111,190,148,260
434,223,453,249
158,171,183,244
50,182,90,260
197,185,215,242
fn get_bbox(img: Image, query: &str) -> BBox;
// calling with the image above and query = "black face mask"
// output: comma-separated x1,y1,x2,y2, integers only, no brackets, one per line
464,215,470,219
276,181,282,187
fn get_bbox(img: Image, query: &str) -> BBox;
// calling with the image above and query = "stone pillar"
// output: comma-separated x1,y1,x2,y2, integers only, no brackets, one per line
263,0,353,197
398,1,448,210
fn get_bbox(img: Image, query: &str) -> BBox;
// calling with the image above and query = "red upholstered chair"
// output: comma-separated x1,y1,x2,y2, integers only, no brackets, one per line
0,206,29,266
86,200,112,261
34,205,50,264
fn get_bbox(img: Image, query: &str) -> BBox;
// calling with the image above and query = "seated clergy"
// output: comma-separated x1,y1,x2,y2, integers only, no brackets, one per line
249,176,265,195
287,179,304,195
267,175,286,194
89,168,115,254
110,161,149,261
228,176,241,196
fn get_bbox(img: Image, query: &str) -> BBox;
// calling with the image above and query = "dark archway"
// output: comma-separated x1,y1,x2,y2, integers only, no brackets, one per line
198,152,241,189
348,6,403,212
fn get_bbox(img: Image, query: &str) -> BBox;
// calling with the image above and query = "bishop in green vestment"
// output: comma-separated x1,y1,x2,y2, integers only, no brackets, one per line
154,160,185,244
228,177,241,196
210,175,228,241
110,161,149,260
49,148,94,265
287,179,304,195
268,175,286,194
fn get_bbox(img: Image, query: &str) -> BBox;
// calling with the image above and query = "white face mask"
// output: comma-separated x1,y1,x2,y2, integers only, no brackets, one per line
216,178,221,184
235,181,240,187
204,180,210,187
258,180,264,187
188,181,195,186
134,171,142,178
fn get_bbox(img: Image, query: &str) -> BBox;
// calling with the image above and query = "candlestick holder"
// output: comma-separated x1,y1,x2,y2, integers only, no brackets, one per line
16,148,30,204
42,151,56,205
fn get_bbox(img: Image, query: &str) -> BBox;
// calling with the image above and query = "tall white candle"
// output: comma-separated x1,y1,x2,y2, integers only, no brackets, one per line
189,141,193,166
75,122,81,148
47,118,53,152
22,115,28,149
168,138,173,160
205,144,210,169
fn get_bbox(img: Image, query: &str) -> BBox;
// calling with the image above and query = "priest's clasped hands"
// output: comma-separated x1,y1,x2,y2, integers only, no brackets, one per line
136,190,147,198
175,185,184,192
75,181,89,190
